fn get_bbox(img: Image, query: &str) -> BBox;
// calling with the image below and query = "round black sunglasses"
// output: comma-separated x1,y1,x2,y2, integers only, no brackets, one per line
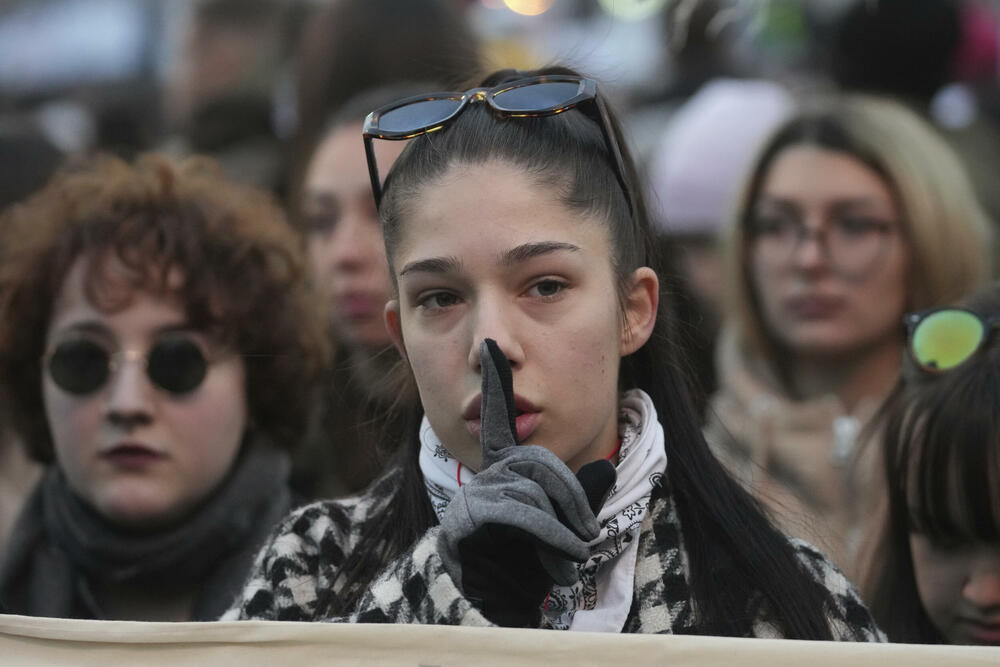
44,337,209,396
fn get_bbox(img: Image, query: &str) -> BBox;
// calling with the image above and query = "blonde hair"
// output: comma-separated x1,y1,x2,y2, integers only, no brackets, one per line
725,94,993,368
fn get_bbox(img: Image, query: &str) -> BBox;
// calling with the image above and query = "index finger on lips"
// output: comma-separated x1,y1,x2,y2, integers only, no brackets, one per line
479,338,519,467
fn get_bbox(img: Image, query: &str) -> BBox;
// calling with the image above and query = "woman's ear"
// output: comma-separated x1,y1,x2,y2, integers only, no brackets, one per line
384,299,408,361
620,267,659,356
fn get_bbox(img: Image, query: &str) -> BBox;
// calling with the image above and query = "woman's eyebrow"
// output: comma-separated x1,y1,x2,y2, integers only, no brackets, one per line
52,320,111,337
500,241,581,267
399,255,462,277
754,196,799,213
828,197,894,213
303,190,333,205
154,322,198,336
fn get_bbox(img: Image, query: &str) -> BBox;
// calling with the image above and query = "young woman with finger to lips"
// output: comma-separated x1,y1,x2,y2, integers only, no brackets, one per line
0,154,328,620
705,96,993,576
227,66,883,641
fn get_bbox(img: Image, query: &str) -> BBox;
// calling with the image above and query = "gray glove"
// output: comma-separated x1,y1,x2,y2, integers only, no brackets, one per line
438,339,616,596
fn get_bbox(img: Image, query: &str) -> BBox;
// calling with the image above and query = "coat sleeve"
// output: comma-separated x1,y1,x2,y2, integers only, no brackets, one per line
767,539,887,642
221,501,494,627
351,526,493,627
220,502,347,621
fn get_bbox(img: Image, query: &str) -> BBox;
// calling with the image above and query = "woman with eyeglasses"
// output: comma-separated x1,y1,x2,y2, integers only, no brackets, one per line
226,67,882,640
0,154,329,620
705,95,993,577
861,284,1000,644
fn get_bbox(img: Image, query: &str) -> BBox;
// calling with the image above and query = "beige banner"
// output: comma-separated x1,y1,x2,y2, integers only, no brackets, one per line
1,614,998,666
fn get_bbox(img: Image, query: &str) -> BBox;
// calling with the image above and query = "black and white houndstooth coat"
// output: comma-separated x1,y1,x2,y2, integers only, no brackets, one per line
223,468,885,641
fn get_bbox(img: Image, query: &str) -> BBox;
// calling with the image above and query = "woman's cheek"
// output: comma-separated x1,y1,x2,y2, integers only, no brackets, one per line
44,389,101,473
910,535,966,634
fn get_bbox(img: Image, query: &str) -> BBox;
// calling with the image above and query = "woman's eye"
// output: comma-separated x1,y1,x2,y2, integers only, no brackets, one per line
417,291,461,310
834,216,889,237
302,208,340,235
750,215,794,237
526,279,567,299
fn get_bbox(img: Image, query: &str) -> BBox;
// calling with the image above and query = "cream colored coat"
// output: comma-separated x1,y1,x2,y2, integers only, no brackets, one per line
704,327,886,579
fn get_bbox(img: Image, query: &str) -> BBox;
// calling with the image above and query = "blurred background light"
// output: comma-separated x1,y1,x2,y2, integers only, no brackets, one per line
502,0,555,17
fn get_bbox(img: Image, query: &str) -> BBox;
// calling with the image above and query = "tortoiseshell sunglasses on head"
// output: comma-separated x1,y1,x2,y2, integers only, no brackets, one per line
362,74,634,213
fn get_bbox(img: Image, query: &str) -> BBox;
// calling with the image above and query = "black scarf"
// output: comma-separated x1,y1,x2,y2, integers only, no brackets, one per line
0,438,293,620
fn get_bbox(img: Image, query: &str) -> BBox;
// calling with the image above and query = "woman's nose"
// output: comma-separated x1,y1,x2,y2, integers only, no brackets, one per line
790,225,830,271
962,550,1000,611
466,294,525,373
329,214,381,271
103,352,155,429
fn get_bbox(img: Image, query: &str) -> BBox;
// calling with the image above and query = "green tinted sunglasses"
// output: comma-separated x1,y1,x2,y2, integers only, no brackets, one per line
905,307,1000,372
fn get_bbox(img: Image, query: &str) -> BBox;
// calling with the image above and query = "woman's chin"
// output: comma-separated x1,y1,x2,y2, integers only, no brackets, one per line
92,489,189,530
335,319,393,350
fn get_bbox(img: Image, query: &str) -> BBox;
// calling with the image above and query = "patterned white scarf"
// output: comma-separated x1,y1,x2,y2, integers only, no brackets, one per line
420,388,667,632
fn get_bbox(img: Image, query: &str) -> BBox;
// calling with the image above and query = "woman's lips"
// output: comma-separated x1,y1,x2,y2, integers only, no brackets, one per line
463,393,541,443
336,293,381,319
465,411,540,442
960,618,1000,644
100,444,165,468
785,294,844,319
513,411,540,442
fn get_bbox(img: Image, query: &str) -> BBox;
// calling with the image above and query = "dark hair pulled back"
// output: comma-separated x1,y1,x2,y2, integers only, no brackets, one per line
330,67,840,639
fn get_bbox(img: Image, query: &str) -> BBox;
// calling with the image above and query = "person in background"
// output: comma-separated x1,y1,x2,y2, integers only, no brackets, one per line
0,115,63,551
227,67,883,642
862,283,1000,645
827,0,1000,260
290,0,480,201
0,154,328,620
291,87,425,498
162,0,304,196
646,78,793,418
829,0,961,105
0,420,38,556
706,94,993,576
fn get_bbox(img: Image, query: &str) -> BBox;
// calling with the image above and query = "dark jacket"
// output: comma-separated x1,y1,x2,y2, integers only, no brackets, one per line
0,442,294,621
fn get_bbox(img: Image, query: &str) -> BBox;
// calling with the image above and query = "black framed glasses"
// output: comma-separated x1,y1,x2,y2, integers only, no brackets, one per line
362,74,633,213
44,337,210,396
749,213,897,280
905,307,1000,373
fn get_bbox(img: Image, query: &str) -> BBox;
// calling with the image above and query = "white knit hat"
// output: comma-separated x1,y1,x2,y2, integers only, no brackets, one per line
647,78,793,237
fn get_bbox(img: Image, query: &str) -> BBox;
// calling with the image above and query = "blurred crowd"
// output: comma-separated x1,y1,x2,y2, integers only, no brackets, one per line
1,0,999,648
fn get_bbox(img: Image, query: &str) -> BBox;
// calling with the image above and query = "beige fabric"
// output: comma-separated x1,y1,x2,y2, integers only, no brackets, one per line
704,327,887,579
0,436,41,552
1,614,997,666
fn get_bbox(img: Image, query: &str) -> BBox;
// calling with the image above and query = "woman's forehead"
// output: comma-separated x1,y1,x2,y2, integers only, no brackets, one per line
51,254,188,327
392,161,611,268
759,146,896,213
